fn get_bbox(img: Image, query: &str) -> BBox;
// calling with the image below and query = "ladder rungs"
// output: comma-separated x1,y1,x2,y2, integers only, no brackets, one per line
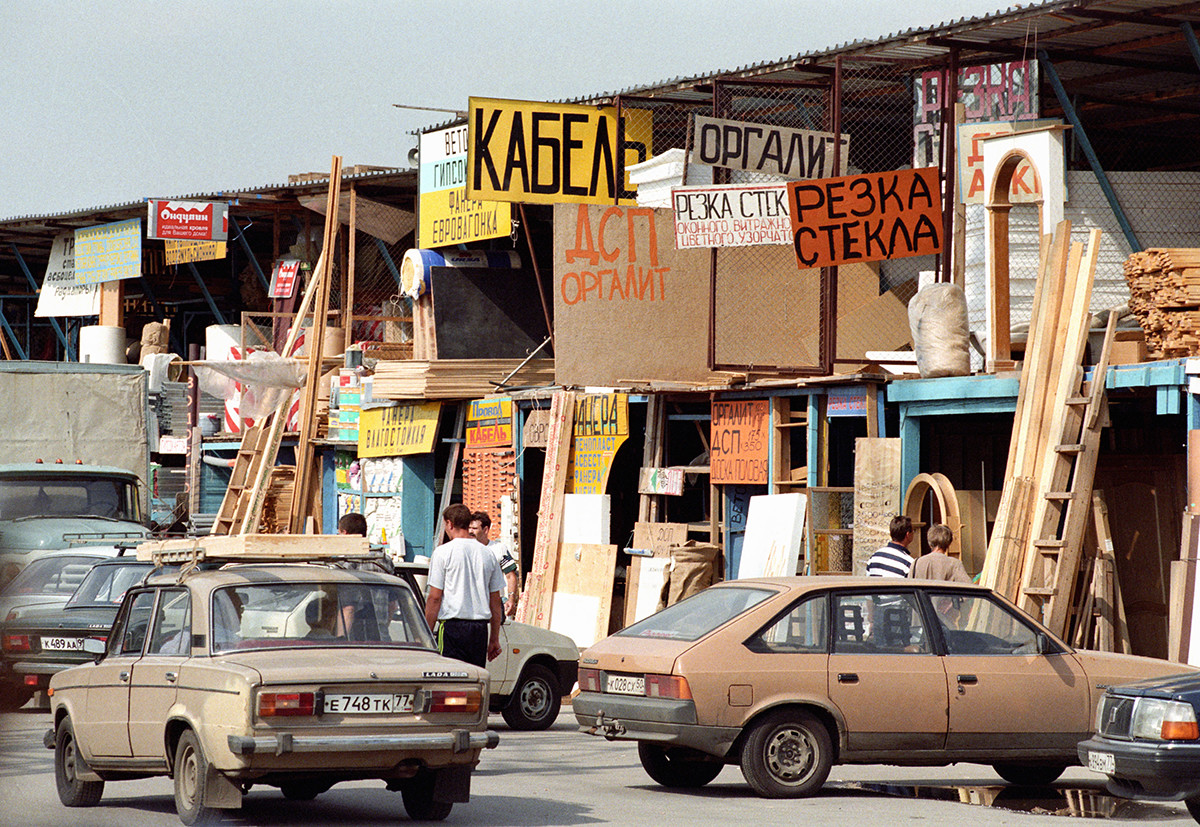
1033,539,1066,549
1044,492,1074,501
1055,443,1085,454
1023,586,1057,597
1066,396,1089,406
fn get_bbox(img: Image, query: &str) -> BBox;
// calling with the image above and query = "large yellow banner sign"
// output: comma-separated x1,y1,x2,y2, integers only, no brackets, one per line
467,97,652,206
358,402,441,458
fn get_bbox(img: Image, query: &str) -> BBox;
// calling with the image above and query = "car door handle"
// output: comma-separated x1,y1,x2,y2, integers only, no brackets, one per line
164,672,177,683
837,673,859,683
957,674,978,684
118,671,130,682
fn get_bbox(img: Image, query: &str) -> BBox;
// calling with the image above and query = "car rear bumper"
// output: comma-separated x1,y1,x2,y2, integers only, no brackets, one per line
573,691,740,757
1078,736,1200,800
227,729,500,756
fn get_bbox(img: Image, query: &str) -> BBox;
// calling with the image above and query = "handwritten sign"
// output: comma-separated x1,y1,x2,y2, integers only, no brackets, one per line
691,115,849,180
559,205,669,305
711,400,769,484
570,393,629,494
958,120,1060,204
672,183,791,249
523,408,551,448
358,402,442,457
36,233,99,317
75,218,141,284
419,122,511,247
787,168,942,269
466,397,513,449
164,239,227,266
467,96,653,205
826,386,868,417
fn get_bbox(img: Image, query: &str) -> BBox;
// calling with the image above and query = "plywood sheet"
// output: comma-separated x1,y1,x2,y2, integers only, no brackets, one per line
550,543,618,647
739,493,807,578
561,494,611,544
625,521,689,627
852,438,901,574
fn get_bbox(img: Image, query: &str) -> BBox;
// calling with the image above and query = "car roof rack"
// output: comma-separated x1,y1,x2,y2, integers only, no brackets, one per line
136,534,374,568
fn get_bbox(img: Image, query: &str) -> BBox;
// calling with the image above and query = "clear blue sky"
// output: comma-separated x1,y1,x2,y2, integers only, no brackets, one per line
0,0,1015,219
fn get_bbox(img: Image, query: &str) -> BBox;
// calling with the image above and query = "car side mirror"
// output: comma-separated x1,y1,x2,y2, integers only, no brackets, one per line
1036,633,1052,655
83,637,106,660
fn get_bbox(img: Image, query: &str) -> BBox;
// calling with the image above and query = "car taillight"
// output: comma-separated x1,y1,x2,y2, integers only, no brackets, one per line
645,674,692,699
427,689,482,714
258,692,315,717
2,634,32,653
578,668,601,692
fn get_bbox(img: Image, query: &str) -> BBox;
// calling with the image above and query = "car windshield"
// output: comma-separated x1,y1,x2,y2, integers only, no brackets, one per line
0,555,103,596
617,586,776,642
210,581,435,652
66,563,153,607
0,475,139,521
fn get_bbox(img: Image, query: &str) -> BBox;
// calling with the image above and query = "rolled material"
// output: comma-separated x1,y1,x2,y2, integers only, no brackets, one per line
399,248,520,299
79,325,127,364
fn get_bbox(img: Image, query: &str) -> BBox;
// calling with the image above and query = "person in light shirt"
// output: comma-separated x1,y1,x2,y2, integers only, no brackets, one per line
469,510,520,617
425,504,503,667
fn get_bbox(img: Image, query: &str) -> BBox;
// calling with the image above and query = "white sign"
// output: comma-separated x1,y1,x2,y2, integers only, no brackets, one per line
673,183,791,249
738,493,807,579
36,233,100,317
691,115,849,180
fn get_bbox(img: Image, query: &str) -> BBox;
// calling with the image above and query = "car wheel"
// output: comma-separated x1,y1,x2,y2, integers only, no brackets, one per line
740,709,832,798
1185,795,1200,823
174,729,222,825
400,770,453,821
279,781,332,800
501,663,561,731
55,718,104,807
992,763,1066,786
0,681,34,712
638,743,723,788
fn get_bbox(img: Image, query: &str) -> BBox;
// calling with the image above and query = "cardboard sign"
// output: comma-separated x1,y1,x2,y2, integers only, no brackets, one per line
691,115,849,180
147,200,229,241
638,467,684,496
466,397,513,449
710,399,769,484
570,393,629,494
419,122,512,248
269,259,301,299
163,239,227,266
523,408,551,448
75,218,141,284
958,119,1060,204
36,233,100,317
787,168,943,269
672,183,791,248
358,402,441,457
467,96,653,205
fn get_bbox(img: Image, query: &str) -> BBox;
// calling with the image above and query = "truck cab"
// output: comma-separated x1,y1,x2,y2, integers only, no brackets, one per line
0,463,149,585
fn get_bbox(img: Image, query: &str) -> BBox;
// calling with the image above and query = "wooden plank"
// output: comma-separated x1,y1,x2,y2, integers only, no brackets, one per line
955,489,988,577
852,438,901,574
549,543,618,648
518,390,576,628
625,522,689,627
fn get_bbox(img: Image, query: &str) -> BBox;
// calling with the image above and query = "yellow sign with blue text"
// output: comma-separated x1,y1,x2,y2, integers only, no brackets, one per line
358,402,442,458
569,393,629,494
466,397,513,449
466,97,653,206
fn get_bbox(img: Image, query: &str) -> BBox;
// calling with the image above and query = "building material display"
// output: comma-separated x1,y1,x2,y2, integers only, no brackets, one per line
371,359,555,399
852,438,901,574
1124,248,1200,357
517,390,576,628
902,472,963,561
548,543,618,649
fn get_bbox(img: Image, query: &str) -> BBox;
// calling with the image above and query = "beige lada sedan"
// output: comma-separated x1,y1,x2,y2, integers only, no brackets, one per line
574,577,1196,798
47,559,497,824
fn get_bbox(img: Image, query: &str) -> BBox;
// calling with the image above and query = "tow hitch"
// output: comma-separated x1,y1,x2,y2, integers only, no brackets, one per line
590,711,626,740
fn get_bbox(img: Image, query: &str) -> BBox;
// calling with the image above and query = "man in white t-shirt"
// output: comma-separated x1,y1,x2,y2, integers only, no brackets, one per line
470,510,520,617
425,503,504,667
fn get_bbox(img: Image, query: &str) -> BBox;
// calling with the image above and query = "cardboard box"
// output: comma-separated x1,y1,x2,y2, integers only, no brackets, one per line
1108,329,1147,365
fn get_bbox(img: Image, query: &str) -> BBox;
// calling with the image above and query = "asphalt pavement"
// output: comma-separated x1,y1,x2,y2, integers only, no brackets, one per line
0,704,1194,826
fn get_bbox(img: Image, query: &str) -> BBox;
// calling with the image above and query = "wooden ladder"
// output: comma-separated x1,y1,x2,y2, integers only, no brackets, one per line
211,422,268,535
1018,270,1116,636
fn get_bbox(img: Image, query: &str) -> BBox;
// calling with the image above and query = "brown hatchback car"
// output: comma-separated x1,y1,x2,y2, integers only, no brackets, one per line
574,577,1196,798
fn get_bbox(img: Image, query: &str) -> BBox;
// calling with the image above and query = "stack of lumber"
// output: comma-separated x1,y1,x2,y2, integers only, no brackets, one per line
1124,248,1200,357
258,467,295,533
981,222,1099,612
372,359,556,399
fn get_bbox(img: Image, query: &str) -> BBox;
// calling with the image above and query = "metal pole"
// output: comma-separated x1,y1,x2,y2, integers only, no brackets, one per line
1183,22,1200,70
230,216,270,292
1037,49,1141,252
185,262,226,324
939,50,959,284
0,303,28,359
517,202,555,352
10,242,73,359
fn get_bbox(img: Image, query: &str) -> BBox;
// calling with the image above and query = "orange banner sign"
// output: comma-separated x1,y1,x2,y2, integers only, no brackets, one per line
787,167,942,269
